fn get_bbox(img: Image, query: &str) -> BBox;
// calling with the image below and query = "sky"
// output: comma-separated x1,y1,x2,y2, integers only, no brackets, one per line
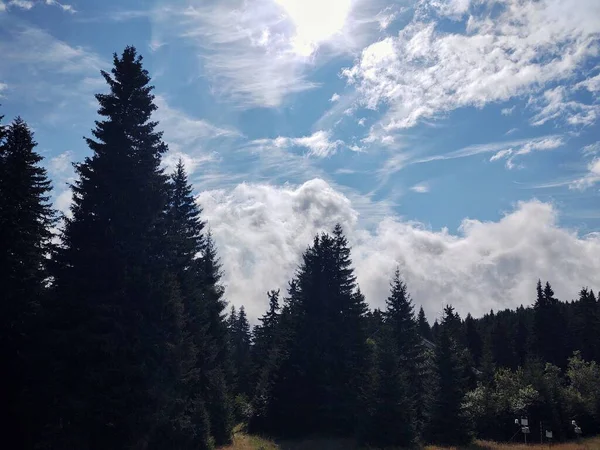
1,0,600,324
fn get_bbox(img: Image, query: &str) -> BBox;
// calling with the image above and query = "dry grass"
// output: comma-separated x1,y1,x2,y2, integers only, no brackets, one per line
219,432,600,450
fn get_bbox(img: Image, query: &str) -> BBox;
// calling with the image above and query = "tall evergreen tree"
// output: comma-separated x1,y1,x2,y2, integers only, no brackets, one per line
465,313,482,367
418,306,433,341
230,305,252,396
50,47,199,449
573,288,600,362
0,117,55,449
426,305,472,446
165,159,235,446
197,233,234,445
534,280,567,367
251,225,368,437
384,269,425,429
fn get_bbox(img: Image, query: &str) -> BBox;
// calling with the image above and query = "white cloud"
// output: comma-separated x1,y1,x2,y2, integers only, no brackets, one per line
251,130,344,158
342,0,600,130
582,141,600,156
149,0,397,108
530,86,599,127
45,0,75,13
198,179,600,323
415,135,564,167
5,0,74,12
46,151,76,216
329,93,341,102
410,182,429,193
8,0,33,9
570,158,600,190
0,24,105,122
502,106,516,116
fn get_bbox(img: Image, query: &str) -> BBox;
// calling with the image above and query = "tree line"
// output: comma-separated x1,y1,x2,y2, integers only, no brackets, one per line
1,46,599,449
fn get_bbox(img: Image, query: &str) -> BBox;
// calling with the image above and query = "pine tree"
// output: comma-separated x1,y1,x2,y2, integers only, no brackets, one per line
426,305,472,446
50,47,198,449
0,117,55,449
418,306,433,341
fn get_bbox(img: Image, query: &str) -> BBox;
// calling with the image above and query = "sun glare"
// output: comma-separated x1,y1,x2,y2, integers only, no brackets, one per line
274,0,353,56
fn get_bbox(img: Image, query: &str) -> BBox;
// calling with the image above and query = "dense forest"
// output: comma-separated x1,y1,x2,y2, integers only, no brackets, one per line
2,47,599,450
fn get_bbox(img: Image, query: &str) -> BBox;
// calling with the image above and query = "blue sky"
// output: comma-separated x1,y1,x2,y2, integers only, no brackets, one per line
1,0,599,321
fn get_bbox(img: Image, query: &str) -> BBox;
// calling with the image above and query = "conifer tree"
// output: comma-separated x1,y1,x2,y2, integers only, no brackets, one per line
251,225,368,437
230,306,252,396
384,269,425,429
0,117,55,448
197,233,234,445
418,306,433,340
50,47,198,449
426,305,472,446
465,313,482,366
573,288,600,362
165,159,235,447
364,325,416,448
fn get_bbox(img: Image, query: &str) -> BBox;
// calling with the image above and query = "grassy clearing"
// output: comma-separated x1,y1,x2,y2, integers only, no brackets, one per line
218,431,600,450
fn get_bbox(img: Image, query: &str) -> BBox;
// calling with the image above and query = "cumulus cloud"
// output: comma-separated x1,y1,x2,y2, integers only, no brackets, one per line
342,0,600,131
329,93,341,102
198,179,600,323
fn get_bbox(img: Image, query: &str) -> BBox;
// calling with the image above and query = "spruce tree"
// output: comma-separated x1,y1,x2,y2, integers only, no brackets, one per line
573,288,600,362
165,159,235,448
465,313,482,366
426,305,472,446
384,268,425,430
197,233,234,445
50,47,197,449
230,306,252,396
0,117,55,449
253,225,368,437
418,306,433,341
364,326,415,448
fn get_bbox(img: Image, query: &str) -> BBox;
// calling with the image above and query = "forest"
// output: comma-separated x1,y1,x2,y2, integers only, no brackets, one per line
2,46,599,450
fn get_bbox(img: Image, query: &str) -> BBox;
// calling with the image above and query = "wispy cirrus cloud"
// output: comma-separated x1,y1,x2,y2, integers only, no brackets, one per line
145,0,401,109
250,130,344,158
410,182,430,193
570,158,600,191
4,0,74,12
414,135,564,166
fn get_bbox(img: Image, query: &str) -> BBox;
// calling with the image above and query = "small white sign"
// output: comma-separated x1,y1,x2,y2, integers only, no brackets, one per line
521,418,529,426
546,430,553,439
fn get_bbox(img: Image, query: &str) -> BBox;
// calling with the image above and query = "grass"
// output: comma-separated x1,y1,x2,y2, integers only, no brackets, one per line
218,430,600,450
